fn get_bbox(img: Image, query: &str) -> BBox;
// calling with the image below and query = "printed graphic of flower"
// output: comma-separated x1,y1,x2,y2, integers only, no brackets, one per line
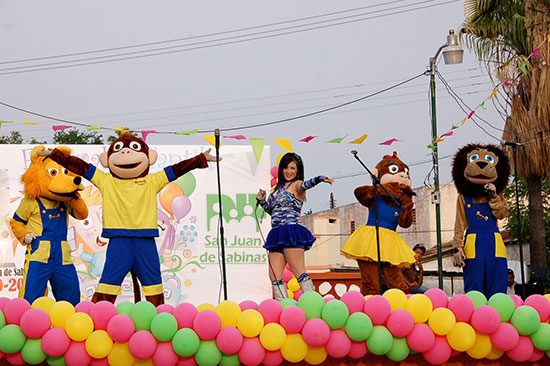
189,216,197,224
180,225,198,244
184,279,192,287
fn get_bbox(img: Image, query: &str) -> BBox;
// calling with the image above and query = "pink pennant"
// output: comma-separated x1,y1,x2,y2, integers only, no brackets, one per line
299,136,317,143
467,111,475,119
504,80,513,86
52,125,72,132
441,131,454,138
378,138,400,146
223,135,247,140
141,130,159,142
531,48,540,58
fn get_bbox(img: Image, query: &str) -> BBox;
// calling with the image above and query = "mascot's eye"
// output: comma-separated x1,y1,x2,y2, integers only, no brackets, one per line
129,141,142,151
388,165,399,174
48,168,59,177
62,168,70,176
485,155,495,163
77,216,94,230
469,154,479,162
113,142,124,152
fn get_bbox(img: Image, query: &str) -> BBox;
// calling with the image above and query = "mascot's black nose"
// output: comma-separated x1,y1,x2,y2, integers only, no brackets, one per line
476,161,488,169
73,176,82,185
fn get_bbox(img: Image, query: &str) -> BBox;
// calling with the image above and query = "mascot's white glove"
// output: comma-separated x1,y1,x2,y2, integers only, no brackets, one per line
453,247,466,268
24,233,36,244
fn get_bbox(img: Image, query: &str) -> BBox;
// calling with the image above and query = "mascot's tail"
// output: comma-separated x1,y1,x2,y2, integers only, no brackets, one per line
130,270,141,303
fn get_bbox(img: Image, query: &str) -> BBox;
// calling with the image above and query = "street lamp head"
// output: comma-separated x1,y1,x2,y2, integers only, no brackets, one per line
442,29,464,65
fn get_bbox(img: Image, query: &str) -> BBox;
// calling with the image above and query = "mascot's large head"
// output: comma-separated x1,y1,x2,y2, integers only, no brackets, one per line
99,133,157,179
452,143,510,197
22,146,85,201
372,151,411,186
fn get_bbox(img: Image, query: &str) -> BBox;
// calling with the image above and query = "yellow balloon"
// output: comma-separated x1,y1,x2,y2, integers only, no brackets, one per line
304,346,328,365
49,301,76,329
406,294,433,323
287,278,300,293
237,309,264,338
364,295,372,301
108,342,134,366
159,183,184,215
66,312,94,341
281,334,308,363
486,345,504,360
447,322,476,352
428,308,456,335
466,333,492,359
86,330,113,359
288,289,294,299
383,288,407,311
31,297,55,313
216,300,242,328
197,303,217,312
133,359,154,366
544,294,550,303
259,323,287,351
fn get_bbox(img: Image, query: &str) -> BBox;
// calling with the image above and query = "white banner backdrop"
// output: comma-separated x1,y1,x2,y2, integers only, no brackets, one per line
0,144,272,305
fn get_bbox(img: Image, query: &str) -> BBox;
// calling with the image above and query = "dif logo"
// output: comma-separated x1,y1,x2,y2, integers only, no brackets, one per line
206,193,263,231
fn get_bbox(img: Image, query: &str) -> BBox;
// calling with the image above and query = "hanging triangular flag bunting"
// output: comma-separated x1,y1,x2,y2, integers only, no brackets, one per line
274,139,293,152
174,129,199,135
115,126,131,135
461,118,467,125
378,138,399,146
519,62,528,75
433,137,445,144
249,138,265,164
479,101,487,110
141,130,159,142
52,125,72,132
86,124,101,131
451,124,459,130
203,135,217,147
441,131,454,138
224,135,247,140
427,144,436,151
504,80,514,86
23,120,41,125
0,121,14,129
467,111,475,119
531,48,540,58
349,134,368,144
488,89,498,100
299,136,316,143
327,134,348,143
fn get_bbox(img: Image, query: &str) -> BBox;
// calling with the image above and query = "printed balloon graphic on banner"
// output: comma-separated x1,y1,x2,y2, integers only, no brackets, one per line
174,173,196,197
172,195,192,221
270,165,278,188
159,183,184,215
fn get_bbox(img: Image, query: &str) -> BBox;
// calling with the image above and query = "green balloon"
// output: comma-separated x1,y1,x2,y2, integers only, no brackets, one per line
116,301,134,316
488,293,515,322
280,298,298,309
46,356,66,366
194,340,222,366
386,337,409,362
21,338,47,365
321,299,349,329
151,312,178,342
366,325,393,355
130,300,157,331
220,353,241,366
345,312,373,341
0,309,5,328
0,324,26,353
172,328,200,357
511,305,541,335
175,172,196,197
297,291,325,320
531,322,550,350
466,290,487,309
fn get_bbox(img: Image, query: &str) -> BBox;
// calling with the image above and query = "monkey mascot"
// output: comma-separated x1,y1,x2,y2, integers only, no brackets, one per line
341,152,416,295
452,144,510,297
47,134,218,305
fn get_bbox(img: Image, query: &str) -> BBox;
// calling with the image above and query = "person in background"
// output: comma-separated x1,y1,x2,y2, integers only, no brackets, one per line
507,268,517,295
403,243,429,294
257,152,333,301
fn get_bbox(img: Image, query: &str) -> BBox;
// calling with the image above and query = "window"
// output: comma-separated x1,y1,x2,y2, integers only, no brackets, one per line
350,220,355,234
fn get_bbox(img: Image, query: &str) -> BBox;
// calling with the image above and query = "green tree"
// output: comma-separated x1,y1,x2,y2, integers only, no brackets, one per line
0,131,46,144
53,128,104,144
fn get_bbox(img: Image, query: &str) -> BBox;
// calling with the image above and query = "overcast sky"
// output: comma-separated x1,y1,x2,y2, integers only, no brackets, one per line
0,1,504,213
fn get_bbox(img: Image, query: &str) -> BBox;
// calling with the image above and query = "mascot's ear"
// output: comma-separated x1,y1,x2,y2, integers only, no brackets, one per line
371,168,378,180
99,152,109,168
30,145,46,164
148,150,158,166
57,146,72,156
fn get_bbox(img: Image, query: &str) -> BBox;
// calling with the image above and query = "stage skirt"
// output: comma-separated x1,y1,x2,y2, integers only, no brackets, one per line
264,224,316,252
340,225,415,267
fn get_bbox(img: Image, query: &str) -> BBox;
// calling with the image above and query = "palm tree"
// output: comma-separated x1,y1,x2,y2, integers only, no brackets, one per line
461,0,550,272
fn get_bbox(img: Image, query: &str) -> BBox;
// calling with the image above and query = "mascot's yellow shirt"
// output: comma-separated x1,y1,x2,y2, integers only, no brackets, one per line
84,165,176,238
13,197,74,236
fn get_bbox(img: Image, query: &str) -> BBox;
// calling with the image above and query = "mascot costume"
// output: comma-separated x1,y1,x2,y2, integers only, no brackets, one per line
47,133,218,305
10,146,88,306
452,144,510,297
341,152,416,295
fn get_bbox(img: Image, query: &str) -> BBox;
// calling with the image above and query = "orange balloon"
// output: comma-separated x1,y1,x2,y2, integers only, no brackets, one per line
159,183,184,215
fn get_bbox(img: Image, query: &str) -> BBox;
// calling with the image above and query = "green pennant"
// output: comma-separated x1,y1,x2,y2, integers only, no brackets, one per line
0,121,14,129
174,129,199,135
479,101,487,110
86,124,102,131
249,138,265,164
519,62,527,75
327,134,348,143
427,144,436,151
451,124,459,130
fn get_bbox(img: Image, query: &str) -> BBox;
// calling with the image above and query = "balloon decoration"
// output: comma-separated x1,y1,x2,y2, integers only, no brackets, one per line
159,183,184,215
174,172,197,197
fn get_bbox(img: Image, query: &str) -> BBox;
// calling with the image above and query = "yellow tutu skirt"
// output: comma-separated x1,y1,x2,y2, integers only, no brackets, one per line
340,226,416,267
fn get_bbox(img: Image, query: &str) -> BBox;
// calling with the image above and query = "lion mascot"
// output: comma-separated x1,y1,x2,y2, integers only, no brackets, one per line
9,146,88,306
341,152,416,295
452,143,510,297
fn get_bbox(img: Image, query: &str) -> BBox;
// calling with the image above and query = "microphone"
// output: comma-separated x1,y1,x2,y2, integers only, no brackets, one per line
402,188,418,196
351,150,358,156
501,140,523,147
215,129,220,149
256,189,265,208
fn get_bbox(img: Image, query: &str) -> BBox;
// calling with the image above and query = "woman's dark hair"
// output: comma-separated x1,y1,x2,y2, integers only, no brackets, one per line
276,152,304,190
412,243,426,254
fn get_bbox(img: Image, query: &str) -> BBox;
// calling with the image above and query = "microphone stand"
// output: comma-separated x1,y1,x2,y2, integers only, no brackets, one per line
351,151,401,294
215,128,228,300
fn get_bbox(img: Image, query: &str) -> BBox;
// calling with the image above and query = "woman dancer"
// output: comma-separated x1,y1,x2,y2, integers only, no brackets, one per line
257,152,333,301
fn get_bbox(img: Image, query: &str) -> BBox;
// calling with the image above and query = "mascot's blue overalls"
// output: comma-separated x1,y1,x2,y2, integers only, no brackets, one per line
462,196,507,297
20,199,80,305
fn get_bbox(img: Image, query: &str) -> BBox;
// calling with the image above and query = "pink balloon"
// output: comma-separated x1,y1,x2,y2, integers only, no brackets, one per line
107,314,135,343
20,308,51,338
279,306,306,334
386,309,414,337
348,341,368,359
0,297,9,311
294,289,303,301
525,295,550,322
239,300,259,311
238,337,265,366
75,301,94,314
42,328,71,357
341,291,365,314
425,288,449,309
4,351,25,366
447,294,474,322
157,304,175,314
406,323,435,353
510,294,524,309
90,301,117,330
193,310,221,340
270,166,278,178
171,195,192,221
364,295,391,325
258,299,282,324
282,270,293,283
65,341,92,366
528,347,545,362
491,322,519,352
173,303,198,329
128,330,157,359
90,358,109,366
507,335,534,362
216,326,243,354
152,342,179,366
470,305,501,334
4,298,31,325
324,296,335,303
325,329,352,358
262,350,283,366
302,318,330,347
270,178,277,188
177,356,197,366
422,335,451,365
